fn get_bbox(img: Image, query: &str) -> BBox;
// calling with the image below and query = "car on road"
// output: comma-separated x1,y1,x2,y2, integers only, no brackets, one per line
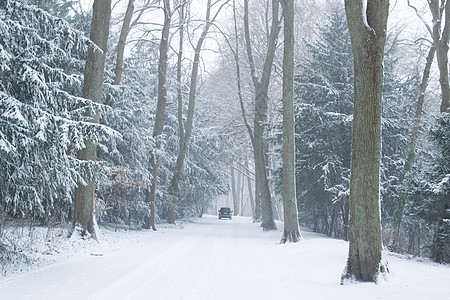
218,207,233,220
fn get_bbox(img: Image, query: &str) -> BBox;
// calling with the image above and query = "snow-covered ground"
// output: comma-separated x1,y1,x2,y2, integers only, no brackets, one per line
0,215,448,299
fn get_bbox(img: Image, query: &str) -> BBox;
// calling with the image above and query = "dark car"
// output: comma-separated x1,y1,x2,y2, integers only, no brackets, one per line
218,207,233,220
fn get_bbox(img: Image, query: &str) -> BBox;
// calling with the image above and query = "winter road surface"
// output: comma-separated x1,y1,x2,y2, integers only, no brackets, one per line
0,215,449,300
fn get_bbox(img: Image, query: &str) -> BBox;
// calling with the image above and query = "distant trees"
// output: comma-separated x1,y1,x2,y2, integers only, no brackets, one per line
293,8,353,240
167,0,230,224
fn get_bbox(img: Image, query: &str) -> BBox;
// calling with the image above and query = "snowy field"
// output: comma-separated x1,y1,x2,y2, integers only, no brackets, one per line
0,215,448,300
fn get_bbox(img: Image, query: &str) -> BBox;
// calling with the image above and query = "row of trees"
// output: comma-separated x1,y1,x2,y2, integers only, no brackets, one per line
209,0,448,276
1,0,448,283
0,0,231,235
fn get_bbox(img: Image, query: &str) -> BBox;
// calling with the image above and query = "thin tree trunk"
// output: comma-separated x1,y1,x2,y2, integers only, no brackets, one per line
235,165,241,216
105,0,135,106
429,0,450,263
232,0,257,221
245,159,255,216
341,0,389,283
73,0,111,239
240,169,245,216
167,1,185,225
230,165,239,214
142,0,172,231
280,0,301,244
391,45,436,251
432,0,450,112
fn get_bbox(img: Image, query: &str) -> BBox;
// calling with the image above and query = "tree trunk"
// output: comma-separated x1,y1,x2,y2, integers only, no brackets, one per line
341,0,389,283
429,0,450,263
342,197,349,241
105,0,135,106
245,160,255,216
73,0,111,239
431,0,450,112
231,165,239,215
143,0,171,231
232,0,255,219
391,45,436,251
243,0,279,231
235,165,242,216
240,170,245,215
280,0,301,244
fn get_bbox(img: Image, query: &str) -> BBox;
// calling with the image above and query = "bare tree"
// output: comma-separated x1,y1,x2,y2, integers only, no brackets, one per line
429,0,450,263
341,0,389,283
73,0,111,239
142,0,173,230
105,0,135,106
280,0,301,244
167,0,230,224
242,0,280,231
391,0,448,251
430,0,450,112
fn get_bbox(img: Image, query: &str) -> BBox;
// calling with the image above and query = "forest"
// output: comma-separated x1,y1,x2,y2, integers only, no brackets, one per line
0,0,449,282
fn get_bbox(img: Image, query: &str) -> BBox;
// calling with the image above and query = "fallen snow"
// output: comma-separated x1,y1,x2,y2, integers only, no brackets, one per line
0,215,448,299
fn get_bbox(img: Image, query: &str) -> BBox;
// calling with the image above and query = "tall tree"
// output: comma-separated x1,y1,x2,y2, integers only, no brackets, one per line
431,0,450,262
73,0,111,238
280,0,301,243
341,0,389,283
292,7,353,240
430,0,450,113
242,0,279,230
143,0,172,231
391,44,436,250
167,0,229,223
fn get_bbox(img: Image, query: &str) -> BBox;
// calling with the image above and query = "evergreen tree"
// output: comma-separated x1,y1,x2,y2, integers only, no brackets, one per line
406,114,450,263
96,41,159,227
0,0,112,220
293,8,353,239
292,7,418,243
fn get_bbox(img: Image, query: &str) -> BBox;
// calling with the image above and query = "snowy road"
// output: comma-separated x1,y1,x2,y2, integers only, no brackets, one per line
0,215,449,300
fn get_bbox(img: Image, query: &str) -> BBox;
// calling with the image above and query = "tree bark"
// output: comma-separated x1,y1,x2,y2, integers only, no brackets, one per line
105,0,135,106
143,0,172,231
429,0,450,263
280,0,301,244
341,0,389,283
243,0,279,231
73,0,111,239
